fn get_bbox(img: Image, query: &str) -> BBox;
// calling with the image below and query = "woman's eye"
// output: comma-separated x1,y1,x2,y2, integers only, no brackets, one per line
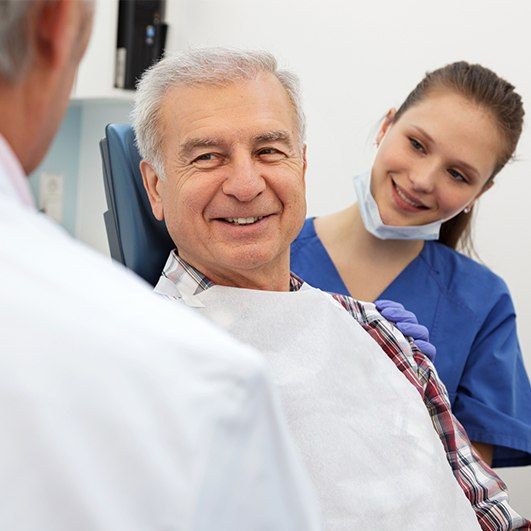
408,137,426,154
448,168,467,183
257,148,285,161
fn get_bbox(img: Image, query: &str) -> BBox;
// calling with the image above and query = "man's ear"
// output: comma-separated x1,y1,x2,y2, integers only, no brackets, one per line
140,160,165,221
32,0,79,71
302,144,308,186
375,108,397,146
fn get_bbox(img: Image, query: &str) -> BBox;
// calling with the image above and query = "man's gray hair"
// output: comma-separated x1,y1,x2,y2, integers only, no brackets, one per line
0,0,93,82
132,48,306,179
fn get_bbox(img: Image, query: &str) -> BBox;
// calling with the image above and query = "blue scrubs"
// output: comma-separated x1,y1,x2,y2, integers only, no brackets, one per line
291,217,531,467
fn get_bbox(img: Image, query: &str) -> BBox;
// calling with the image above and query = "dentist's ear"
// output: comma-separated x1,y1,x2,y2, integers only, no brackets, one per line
375,108,397,146
140,160,165,221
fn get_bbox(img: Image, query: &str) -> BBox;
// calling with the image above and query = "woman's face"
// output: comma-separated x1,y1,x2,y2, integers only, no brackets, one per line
371,91,501,226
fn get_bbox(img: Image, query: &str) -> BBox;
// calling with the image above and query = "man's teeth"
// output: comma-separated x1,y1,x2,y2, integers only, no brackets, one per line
224,216,263,225
396,186,423,208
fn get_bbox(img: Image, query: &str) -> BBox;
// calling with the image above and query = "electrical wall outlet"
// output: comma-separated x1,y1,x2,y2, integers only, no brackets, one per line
39,172,64,223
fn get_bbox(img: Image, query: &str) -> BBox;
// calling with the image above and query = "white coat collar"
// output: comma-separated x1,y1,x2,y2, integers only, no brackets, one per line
0,135,35,208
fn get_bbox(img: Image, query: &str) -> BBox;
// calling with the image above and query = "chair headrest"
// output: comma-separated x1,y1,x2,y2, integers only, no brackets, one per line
103,123,174,286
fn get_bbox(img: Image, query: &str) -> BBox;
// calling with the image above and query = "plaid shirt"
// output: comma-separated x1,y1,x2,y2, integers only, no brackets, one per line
156,251,530,530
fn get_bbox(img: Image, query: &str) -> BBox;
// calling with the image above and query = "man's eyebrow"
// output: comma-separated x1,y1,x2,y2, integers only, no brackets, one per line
411,125,480,178
253,130,294,148
179,137,225,158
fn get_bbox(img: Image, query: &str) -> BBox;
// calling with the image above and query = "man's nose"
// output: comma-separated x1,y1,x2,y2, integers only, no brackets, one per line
221,154,266,201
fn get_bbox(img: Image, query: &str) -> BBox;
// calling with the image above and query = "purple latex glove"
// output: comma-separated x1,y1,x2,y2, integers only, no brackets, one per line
375,299,437,361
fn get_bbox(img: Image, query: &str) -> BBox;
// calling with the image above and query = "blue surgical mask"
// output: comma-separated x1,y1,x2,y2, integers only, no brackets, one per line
353,170,445,241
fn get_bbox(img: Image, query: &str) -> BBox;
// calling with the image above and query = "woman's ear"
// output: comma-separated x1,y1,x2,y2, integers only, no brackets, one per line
375,108,397,146
476,179,495,200
466,179,495,212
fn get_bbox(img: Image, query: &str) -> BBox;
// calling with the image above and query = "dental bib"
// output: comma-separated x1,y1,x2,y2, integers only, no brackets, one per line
188,283,479,530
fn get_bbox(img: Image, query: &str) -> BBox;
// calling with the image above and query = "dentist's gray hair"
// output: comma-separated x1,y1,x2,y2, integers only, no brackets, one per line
0,0,93,82
0,0,35,80
132,47,306,179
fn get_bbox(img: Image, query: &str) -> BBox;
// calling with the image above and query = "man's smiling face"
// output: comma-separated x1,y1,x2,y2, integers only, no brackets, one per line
141,72,307,290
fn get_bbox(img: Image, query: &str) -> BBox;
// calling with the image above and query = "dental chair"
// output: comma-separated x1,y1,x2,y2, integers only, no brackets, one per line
100,123,174,286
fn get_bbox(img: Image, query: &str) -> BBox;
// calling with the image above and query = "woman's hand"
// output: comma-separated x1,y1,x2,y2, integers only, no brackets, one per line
375,299,437,361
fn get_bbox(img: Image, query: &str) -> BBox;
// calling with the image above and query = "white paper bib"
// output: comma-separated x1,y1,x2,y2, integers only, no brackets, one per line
192,284,479,530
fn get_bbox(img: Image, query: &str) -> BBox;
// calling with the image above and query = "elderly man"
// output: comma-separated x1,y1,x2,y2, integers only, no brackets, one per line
0,3,320,529
136,49,529,531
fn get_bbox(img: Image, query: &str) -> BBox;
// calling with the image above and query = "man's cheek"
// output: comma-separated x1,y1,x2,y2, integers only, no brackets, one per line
182,194,205,216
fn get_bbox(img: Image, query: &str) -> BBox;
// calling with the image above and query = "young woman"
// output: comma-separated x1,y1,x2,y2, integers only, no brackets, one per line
291,62,531,467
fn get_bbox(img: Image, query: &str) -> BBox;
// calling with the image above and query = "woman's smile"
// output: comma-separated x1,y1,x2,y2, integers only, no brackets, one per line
390,178,430,212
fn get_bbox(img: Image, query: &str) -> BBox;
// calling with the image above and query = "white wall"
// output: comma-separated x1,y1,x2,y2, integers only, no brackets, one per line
162,0,531,514
73,0,119,98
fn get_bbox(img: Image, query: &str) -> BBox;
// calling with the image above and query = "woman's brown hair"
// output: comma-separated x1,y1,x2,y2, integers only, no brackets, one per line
393,61,524,254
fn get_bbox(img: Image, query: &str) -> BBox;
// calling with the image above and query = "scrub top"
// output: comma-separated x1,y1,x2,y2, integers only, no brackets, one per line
291,217,531,468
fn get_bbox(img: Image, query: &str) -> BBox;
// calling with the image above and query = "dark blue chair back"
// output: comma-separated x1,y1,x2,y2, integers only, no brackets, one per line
100,123,174,286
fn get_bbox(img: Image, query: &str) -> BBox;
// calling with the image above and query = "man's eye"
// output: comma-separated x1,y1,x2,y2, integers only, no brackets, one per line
192,153,222,167
408,137,426,154
448,168,467,183
257,148,286,161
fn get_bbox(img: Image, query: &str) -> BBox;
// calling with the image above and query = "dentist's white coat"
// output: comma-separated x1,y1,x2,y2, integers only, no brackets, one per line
0,137,320,531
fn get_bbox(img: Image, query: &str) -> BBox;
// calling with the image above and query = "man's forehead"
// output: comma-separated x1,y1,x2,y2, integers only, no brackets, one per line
160,75,296,129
